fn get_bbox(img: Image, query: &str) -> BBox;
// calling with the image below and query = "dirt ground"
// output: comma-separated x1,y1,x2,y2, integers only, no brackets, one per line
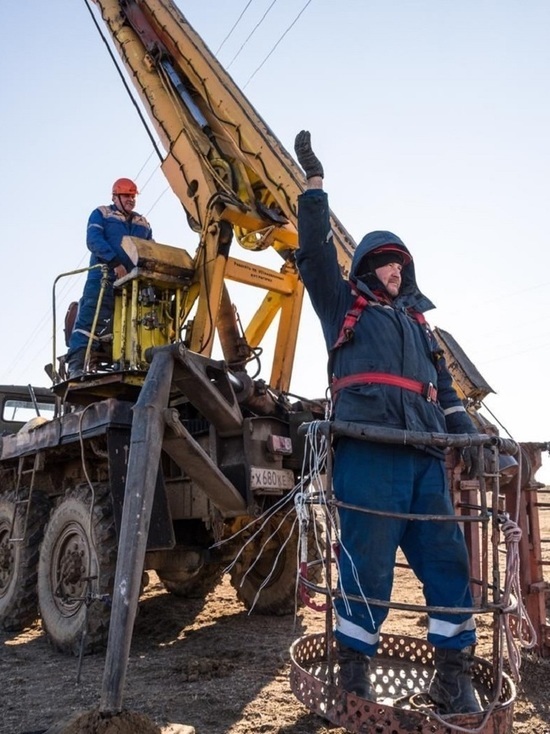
2,516,550,734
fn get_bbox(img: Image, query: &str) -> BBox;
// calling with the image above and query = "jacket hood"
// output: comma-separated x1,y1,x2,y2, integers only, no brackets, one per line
350,230,435,313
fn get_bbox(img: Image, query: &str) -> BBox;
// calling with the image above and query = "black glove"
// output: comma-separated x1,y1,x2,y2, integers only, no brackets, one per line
460,446,480,478
294,130,324,179
463,443,506,478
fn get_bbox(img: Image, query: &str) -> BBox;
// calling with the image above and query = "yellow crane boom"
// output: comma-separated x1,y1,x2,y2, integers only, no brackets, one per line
92,0,356,390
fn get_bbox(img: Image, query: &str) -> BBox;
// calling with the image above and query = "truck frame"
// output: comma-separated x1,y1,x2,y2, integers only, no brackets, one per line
1,0,342,655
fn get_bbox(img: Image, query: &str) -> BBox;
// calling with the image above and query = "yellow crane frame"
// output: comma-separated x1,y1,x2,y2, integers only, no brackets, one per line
92,0,356,391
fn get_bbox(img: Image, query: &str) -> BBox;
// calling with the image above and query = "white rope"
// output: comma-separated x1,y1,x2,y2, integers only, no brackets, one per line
499,516,537,680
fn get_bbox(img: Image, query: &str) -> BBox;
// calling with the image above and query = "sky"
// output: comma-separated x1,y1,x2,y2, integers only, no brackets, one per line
1,1,550,479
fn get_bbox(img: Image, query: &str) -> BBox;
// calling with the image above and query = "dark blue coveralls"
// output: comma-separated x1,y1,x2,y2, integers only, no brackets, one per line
296,189,477,657
67,204,152,358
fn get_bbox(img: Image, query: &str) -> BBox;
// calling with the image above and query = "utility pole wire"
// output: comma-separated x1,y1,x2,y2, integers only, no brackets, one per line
216,0,255,55
243,0,314,89
227,0,280,69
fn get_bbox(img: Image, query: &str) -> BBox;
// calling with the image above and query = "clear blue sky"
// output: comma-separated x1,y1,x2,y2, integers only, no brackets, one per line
2,1,550,479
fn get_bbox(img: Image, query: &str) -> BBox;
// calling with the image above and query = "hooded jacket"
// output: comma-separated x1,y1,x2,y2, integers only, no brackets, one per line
296,189,475,438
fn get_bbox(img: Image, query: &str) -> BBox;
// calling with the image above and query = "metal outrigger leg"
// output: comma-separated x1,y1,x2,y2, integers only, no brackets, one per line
99,347,175,715
290,420,526,734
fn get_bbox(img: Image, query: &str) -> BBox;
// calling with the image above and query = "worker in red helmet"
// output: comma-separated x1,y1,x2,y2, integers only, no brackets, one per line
66,178,152,378
112,177,139,198
294,131,482,715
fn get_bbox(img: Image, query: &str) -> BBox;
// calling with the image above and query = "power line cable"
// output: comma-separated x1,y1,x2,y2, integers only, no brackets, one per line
138,165,162,195
216,0,255,55
145,185,172,219
227,0,280,70
478,339,550,366
5,258,88,382
10,153,169,382
83,0,163,163
243,0,314,88
476,327,550,356
441,280,550,323
134,148,159,183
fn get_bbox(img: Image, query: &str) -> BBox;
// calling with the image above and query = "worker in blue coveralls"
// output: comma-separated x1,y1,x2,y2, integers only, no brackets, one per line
66,178,153,378
294,131,482,715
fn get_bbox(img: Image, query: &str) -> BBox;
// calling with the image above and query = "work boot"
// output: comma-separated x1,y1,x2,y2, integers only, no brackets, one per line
336,642,376,700
67,349,86,379
428,647,482,715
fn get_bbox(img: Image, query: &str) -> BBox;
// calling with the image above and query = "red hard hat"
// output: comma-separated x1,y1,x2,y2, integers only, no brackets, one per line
112,178,138,196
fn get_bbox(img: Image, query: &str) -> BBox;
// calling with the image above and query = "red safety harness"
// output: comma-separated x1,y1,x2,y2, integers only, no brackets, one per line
329,289,438,403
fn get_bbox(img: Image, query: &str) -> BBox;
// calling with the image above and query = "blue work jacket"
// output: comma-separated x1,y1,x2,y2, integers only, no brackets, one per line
296,189,475,438
86,204,153,281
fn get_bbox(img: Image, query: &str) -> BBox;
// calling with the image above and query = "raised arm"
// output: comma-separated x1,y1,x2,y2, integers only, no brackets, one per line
294,130,324,190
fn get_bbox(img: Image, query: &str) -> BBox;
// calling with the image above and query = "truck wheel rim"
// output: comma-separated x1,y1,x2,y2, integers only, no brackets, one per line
50,521,91,616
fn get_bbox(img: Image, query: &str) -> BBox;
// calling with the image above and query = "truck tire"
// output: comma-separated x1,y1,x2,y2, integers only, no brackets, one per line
157,563,224,599
229,513,323,615
0,490,50,631
37,484,117,655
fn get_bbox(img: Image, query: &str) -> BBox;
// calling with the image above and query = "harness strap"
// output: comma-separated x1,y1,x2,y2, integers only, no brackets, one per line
332,292,370,349
331,371,438,402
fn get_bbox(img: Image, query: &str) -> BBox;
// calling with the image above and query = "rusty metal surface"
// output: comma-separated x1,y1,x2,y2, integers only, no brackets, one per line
0,398,133,461
290,633,515,734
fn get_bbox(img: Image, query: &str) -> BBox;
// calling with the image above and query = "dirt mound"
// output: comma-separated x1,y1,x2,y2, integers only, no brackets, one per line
47,709,161,734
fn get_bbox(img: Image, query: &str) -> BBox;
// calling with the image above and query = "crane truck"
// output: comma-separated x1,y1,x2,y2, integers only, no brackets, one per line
0,0,350,656
1,0,548,663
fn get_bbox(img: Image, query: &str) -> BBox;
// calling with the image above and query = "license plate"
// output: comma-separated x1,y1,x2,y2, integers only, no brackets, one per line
250,466,295,492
